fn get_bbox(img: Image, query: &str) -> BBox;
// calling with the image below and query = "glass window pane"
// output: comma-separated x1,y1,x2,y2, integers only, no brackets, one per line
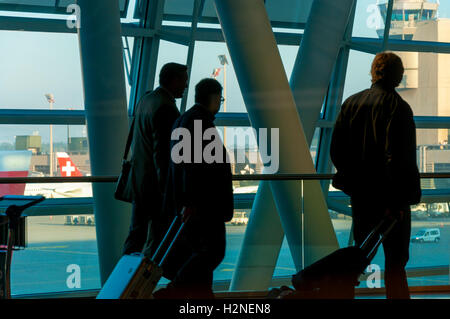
0,31,84,110
215,211,251,282
396,52,450,117
187,42,299,114
9,215,100,296
187,41,243,113
161,0,312,27
343,50,374,101
0,31,133,111
273,237,296,278
153,40,188,109
352,0,384,38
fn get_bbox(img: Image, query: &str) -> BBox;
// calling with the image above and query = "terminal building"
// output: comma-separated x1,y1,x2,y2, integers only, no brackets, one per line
0,0,449,300
377,0,450,188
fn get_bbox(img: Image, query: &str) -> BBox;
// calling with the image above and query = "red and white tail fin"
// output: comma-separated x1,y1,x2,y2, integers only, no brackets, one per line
56,152,83,177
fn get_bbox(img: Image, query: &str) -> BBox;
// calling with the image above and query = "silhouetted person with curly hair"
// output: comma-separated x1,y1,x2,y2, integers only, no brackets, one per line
330,52,421,299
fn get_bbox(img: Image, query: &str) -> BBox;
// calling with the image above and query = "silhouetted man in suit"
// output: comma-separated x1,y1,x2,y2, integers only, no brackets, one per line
154,78,234,299
330,52,421,299
123,63,188,256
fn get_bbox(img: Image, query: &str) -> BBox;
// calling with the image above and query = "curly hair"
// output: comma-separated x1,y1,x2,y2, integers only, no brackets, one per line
370,52,404,87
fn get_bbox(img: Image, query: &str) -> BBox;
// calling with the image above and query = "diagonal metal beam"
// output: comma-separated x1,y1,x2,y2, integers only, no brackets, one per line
129,0,166,115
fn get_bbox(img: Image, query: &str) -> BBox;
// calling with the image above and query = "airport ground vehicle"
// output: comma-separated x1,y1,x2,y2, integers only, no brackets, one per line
64,215,95,226
410,228,441,243
229,211,249,226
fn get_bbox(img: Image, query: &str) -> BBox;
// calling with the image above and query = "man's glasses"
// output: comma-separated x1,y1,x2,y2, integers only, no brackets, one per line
220,96,225,104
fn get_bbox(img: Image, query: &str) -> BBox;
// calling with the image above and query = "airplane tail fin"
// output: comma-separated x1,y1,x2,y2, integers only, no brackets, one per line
56,152,83,177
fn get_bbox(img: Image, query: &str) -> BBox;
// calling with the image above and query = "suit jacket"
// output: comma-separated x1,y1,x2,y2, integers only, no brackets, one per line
330,81,421,208
165,104,234,223
129,87,181,212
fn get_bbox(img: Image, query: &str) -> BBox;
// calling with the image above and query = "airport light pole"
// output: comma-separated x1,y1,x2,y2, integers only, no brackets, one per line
67,108,74,152
45,94,55,176
218,54,228,148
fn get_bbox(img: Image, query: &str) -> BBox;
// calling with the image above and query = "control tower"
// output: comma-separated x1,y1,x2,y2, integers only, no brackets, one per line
376,0,439,40
375,0,440,91
375,1,449,165
375,1,440,92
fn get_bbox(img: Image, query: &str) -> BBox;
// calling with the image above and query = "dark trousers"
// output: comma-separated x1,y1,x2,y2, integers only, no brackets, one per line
123,201,166,256
351,198,411,299
155,217,226,299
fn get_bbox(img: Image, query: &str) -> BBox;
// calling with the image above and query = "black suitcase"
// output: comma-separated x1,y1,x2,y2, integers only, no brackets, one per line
97,212,187,299
287,216,398,299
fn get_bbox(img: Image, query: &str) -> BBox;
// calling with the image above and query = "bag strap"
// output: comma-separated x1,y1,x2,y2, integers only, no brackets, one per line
123,116,135,161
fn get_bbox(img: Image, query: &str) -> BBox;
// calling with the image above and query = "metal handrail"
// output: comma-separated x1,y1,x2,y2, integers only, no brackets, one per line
0,172,449,184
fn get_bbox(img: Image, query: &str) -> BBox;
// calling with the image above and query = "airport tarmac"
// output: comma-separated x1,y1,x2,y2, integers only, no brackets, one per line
6,215,450,296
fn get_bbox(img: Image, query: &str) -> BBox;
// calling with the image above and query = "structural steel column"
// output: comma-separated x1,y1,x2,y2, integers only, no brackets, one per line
315,1,356,194
290,0,355,145
215,0,338,291
77,0,131,285
131,0,165,110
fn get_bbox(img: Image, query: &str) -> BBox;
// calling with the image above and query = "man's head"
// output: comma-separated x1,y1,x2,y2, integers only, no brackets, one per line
371,52,404,88
159,63,188,98
195,78,223,115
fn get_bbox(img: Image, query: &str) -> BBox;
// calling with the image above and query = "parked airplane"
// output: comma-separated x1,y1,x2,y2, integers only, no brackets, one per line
24,152,92,198
0,150,94,225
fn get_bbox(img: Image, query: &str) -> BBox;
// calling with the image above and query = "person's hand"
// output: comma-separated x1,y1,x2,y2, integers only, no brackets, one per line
181,206,196,223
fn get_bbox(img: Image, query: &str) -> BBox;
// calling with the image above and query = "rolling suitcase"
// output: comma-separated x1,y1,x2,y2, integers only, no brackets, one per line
287,216,398,299
97,212,187,299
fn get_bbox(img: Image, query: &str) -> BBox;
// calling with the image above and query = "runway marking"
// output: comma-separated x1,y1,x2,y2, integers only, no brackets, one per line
27,245,69,250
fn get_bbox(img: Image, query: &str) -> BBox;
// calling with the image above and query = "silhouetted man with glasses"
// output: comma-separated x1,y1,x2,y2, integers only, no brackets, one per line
153,78,233,299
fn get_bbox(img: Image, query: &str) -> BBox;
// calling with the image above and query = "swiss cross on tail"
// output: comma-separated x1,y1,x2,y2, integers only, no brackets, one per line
56,152,83,177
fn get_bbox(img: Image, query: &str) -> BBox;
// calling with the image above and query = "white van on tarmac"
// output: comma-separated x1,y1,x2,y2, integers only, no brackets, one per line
410,228,441,243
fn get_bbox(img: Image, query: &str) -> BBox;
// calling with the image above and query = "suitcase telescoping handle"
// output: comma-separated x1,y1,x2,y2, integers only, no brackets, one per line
359,217,398,261
151,208,189,268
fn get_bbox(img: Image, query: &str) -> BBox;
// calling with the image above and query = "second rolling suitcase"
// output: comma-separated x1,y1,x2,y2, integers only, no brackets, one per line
287,216,398,299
